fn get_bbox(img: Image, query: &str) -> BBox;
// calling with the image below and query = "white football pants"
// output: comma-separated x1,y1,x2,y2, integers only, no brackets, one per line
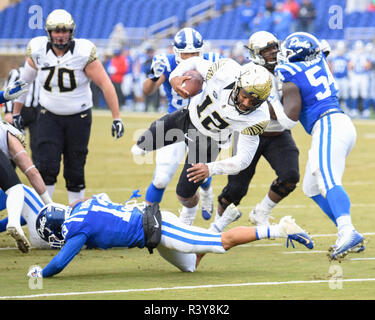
153,141,186,189
303,112,356,198
157,211,225,272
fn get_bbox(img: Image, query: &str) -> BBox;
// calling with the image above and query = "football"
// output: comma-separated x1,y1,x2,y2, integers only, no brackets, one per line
182,70,203,97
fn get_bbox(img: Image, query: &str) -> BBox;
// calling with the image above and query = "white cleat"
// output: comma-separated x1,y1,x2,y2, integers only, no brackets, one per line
329,229,364,261
6,225,31,253
222,203,242,223
278,216,314,250
248,204,273,226
200,187,214,220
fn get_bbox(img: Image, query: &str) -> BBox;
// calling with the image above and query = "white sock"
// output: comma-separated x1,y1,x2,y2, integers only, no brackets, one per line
46,184,55,200
179,205,198,226
259,194,277,212
6,184,25,229
68,189,85,205
336,214,354,232
255,225,281,240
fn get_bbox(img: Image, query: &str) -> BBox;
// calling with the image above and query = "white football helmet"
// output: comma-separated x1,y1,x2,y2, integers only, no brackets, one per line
246,31,280,67
231,63,272,115
45,9,76,50
173,27,204,63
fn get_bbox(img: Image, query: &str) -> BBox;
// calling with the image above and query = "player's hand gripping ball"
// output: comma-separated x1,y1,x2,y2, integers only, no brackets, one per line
182,70,203,97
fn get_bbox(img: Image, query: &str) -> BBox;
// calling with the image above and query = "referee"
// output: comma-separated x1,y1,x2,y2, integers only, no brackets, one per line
4,67,40,165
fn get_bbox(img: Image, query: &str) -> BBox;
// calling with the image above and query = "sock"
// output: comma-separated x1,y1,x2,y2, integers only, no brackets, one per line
326,186,353,231
145,183,165,203
68,189,85,205
311,194,337,226
6,184,25,229
200,176,212,190
179,205,198,226
46,184,55,200
255,225,281,240
258,194,277,212
336,215,353,232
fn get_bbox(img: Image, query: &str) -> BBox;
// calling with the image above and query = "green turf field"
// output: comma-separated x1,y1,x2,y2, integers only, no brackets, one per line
1,111,374,301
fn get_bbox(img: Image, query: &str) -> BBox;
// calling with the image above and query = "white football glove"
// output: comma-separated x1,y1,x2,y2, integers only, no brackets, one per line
150,54,168,78
4,80,28,101
27,265,43,278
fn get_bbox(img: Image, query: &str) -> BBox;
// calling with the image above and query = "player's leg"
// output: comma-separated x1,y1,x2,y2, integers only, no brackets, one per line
250,131,300,226
37,109,64,200
308,113,364,259
145,141,186,204
131,109,188,155
0,150,30,252
63,110,92,205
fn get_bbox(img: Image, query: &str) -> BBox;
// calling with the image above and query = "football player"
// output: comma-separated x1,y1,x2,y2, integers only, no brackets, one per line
27,193,313,278
131,57,271,227
0,80,27,104
216,31,300,227
0,122,52,253
275,32,364,261
142,28,221,222
11,9,124,205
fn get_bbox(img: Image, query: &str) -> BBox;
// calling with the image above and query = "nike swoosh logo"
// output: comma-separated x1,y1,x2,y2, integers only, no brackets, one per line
81,113,88,118
296,233,312,245
153,216,159,229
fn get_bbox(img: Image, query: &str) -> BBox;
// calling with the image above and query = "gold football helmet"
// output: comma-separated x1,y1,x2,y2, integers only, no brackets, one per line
246,31,280,67
231,63,272,115
45,9,75,49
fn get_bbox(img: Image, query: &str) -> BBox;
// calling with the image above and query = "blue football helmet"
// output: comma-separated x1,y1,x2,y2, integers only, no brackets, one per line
36,203,68,249
173,27,204,63
279,32,321,63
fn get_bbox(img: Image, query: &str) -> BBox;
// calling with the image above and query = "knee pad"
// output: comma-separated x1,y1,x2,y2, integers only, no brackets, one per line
153,172,173,189
37,160,60,185
270,177,297,198
218,184,247,208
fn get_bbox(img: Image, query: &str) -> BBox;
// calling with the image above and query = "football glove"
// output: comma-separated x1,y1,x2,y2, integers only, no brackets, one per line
27,265,42,278
111,119,124,140
150,54,168,79
4,80,28,101
12,114,25,130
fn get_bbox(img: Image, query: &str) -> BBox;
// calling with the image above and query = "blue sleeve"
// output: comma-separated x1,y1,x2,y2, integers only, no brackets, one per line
0,216,27,232
42,233,87,277
0,91,5,104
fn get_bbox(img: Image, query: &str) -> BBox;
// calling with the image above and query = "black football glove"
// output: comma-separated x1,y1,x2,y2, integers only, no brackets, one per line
12,114,25,130
111,119,124,140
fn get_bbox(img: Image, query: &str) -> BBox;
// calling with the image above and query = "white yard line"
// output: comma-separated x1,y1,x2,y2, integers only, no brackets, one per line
2,278,375,299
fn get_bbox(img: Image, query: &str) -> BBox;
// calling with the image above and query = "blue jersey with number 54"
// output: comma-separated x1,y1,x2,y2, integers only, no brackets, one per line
275,55,341,134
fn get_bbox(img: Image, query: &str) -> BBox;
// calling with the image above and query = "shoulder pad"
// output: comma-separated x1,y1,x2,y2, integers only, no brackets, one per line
241,120,269,136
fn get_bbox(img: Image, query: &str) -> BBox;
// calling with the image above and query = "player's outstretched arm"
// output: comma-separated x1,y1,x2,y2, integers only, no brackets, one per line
42,233,87,277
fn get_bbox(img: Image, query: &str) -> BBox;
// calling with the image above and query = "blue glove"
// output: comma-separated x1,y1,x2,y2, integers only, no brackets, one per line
111,119,124,140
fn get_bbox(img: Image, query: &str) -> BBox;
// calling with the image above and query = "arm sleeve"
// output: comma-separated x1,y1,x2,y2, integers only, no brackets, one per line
169,57,211,80
14,61,38,104
269,95,298,130
206,134,259,176
42,233,87,277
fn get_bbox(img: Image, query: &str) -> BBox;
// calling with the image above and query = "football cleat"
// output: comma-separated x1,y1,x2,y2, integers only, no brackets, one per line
329,229,364,261
200,187,214,220
278,216,314,250
222,203,242,223
248,204,273,226
6,225,31,253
